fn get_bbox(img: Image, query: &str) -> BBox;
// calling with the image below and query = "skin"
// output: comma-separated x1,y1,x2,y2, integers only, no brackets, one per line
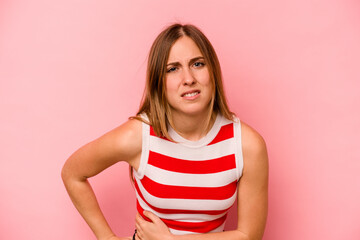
61,36,268,240
165,36,214,140
61,119,142,240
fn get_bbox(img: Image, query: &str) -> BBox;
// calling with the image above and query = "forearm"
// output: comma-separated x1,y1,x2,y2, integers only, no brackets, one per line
172,230,250,240
62,176,115,240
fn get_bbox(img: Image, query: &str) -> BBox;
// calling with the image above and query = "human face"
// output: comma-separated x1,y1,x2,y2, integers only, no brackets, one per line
165,36,213,119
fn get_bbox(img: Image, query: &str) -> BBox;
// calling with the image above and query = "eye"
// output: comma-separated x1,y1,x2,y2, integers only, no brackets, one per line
166,67,177,73
193,61,205,68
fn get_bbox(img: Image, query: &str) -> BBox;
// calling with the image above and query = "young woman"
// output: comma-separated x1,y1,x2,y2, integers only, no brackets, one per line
61,23,268,240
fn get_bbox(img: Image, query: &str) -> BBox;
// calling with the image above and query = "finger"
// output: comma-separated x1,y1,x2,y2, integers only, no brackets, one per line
143,210,158,222
135,222,141,232
143,210,162,224
135,212,144,225
136,229,144,240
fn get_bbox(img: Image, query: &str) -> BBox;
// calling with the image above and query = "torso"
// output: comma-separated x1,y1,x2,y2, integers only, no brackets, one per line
132,114,244,235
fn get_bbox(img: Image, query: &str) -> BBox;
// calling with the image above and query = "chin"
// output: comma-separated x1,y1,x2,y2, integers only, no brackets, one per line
181,108,210,117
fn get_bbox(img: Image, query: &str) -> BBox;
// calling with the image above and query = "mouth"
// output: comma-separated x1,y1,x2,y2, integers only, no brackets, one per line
181,90,200,98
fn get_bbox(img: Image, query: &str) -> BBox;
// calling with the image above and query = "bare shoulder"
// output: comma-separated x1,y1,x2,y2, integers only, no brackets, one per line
240,121,268,173
241,121,267,153
105,118,143,162
110,118,142,143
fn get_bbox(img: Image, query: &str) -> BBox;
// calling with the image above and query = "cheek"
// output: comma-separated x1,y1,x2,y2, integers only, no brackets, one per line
202,76,212,90
206,78,215,99
165,79,176,103
197,69,211,84
165,76,178,93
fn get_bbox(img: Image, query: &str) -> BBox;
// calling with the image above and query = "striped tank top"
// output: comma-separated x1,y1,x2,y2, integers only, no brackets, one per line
133,114,243,235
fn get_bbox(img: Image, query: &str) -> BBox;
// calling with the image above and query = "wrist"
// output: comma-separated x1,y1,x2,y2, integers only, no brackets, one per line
167,233,176,240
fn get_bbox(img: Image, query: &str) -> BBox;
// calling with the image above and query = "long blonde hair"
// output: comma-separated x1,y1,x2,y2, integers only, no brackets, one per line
130,24,234,180
132,23,234,137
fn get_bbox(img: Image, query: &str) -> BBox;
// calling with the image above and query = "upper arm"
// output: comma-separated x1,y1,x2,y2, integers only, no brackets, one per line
61,118,143,181
236,122,269,240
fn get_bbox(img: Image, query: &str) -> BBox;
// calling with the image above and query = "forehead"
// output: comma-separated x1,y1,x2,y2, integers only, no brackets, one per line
167,36,203,63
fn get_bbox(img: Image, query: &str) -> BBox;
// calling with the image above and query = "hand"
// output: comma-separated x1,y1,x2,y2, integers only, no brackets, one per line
135,211,173,240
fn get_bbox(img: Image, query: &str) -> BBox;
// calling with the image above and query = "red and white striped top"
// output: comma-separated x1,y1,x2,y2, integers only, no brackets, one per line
133,114,243,235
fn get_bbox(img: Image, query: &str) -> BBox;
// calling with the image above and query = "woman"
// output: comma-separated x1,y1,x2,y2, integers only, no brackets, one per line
62,23,268,240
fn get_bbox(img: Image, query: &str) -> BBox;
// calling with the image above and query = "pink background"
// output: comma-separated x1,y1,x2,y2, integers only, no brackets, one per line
1,0,359,239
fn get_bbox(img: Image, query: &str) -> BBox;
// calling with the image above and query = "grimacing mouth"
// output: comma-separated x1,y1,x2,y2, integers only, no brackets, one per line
181,90,200,97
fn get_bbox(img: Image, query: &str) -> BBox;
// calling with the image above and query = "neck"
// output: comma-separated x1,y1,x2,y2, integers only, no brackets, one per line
170,110,217,141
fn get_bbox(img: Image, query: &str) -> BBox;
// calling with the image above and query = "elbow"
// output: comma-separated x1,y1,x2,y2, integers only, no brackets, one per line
61,161,87,186
61,164,70,185
61,161,76,184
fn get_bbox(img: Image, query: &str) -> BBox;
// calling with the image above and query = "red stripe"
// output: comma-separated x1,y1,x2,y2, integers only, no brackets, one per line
137,201,152,221
148,151,236,174
150,126,158,136
134,180,230,215
141,176,237,200
150,126,171,141
208,123,234,145
137,203,227,233
163,214,227,233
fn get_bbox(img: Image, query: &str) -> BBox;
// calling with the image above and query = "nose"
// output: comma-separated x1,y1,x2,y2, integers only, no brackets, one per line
182,67,196,86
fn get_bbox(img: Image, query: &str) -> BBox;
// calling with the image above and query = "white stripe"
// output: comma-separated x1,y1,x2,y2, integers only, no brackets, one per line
150,137,236,160
169,228,199,235
136,193,228,221
221,117,234,125
145,165,238,187
136,121,150,178
135,177,237,211
169,222,226,235
233,117,244,180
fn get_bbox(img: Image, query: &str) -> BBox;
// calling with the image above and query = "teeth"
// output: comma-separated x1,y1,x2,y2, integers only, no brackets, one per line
184,92,199,97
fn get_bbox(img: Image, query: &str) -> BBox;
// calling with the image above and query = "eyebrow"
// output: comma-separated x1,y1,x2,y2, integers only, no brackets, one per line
166,56,205,66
